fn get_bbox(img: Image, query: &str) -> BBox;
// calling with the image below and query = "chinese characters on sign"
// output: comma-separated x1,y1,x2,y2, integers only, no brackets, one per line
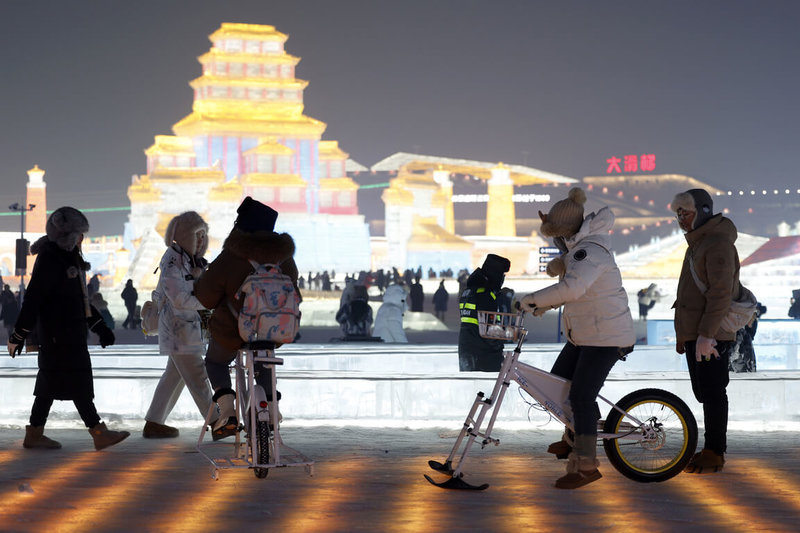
606,154,656,174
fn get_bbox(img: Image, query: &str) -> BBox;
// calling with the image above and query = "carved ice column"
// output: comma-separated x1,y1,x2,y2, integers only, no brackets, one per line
486,163,516,236
432,168,454,234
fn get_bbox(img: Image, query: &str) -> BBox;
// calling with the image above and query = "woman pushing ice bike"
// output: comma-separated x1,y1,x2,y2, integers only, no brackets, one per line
426,187,697,490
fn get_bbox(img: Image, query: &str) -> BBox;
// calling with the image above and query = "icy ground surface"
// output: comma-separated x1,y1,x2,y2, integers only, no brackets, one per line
1,426,799,531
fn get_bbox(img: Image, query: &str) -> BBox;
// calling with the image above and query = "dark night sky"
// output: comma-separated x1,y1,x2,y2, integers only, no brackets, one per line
2,1,799,234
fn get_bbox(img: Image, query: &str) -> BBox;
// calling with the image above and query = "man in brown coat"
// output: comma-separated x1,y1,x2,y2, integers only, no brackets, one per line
671,188,741,474
194,197,299,438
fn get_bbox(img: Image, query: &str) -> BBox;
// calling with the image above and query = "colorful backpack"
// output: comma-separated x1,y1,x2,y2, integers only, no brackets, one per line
232,261,300,344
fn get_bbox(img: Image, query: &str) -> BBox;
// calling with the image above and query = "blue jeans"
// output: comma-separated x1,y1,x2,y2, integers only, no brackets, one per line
550,343,621,436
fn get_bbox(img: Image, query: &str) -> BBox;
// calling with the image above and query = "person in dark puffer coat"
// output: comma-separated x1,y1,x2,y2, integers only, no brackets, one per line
194,197,300,439
7,207,129,451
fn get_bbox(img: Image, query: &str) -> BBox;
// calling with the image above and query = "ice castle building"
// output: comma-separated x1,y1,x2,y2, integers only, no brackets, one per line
125,23,370,288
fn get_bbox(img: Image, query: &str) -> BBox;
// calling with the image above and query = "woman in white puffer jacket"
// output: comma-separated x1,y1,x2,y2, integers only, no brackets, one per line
520,187,635,490
142,211,214,439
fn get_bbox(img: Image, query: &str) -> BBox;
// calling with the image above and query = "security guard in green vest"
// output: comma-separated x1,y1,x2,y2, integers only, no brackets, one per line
458,254,511,371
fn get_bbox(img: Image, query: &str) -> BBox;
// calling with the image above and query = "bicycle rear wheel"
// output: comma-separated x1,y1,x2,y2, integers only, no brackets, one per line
254,420,271,478
603,388,697,483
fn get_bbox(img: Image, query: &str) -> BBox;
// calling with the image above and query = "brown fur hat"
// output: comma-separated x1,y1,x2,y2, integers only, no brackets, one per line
539,187,587,238
165,211,208,256
46,206,89,251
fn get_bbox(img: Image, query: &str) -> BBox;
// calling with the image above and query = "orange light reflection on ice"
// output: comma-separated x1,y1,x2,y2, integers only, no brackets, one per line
671,474,786,530
0,453,100,522
276,461,368,532
735,458,800,514
53,451,172,533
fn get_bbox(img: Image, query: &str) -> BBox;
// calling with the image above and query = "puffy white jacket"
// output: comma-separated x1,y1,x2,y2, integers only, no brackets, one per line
154,245,207,355
533,207,635,347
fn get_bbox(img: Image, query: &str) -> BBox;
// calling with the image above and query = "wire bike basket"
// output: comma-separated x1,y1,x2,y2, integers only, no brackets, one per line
477,311,526,342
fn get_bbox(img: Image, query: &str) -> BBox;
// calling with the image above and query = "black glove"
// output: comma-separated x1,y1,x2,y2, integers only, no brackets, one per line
91,322,115,348
8,328,26,357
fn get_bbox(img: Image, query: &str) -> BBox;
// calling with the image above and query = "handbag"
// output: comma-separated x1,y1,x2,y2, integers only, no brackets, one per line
688,257,757,333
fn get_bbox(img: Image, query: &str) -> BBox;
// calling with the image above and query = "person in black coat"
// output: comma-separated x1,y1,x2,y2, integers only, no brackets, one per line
432,280,449,321
7,207,129,451
408,275,424,312
0,284,19,338
120,279,138,329
458,254,511,371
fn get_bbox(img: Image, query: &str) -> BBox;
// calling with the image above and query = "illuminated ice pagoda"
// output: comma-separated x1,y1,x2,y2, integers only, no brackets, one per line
125,23,369,288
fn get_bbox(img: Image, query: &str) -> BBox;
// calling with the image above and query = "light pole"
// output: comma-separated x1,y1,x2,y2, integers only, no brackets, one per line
8,202,35,300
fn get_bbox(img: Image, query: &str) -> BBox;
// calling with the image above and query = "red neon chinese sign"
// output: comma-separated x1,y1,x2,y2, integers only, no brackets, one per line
606,154,656,174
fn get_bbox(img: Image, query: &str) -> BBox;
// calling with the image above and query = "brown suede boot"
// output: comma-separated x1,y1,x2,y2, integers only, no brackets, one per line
684,448,725,474
23,425,62,449
547,440,572,459
89,423,130,451
555,453,602,489
547,428,574,459
142,420,179,439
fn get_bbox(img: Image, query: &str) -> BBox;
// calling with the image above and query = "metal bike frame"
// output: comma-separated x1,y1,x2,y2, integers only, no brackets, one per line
197,346,314,480
438,324,647,483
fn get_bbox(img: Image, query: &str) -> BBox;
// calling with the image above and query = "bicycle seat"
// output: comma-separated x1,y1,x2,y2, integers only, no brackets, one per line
242,340,276,351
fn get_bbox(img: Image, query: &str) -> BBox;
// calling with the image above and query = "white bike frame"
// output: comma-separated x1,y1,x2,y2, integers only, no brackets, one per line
197,345,314,480
430,311,649,487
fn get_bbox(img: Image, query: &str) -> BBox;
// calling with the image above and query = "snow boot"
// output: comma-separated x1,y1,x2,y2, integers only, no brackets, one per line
555,435,601,489
547,428,574,459
23,425,62,449
212,388,238,440
684,448,725,474
142,420,179,439
89,423,130,451
555,453,602,489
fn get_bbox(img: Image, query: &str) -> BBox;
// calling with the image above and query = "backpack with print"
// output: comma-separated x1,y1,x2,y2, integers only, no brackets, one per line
232,261,300,344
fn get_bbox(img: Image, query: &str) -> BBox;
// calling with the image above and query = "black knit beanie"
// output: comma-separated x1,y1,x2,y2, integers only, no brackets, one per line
234,196,278,233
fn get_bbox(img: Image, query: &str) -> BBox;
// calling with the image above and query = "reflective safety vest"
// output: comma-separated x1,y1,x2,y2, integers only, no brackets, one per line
459,287,496,326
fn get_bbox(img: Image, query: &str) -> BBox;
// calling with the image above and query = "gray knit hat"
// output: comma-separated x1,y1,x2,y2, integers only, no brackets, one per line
671,189,714,229
46,206,89,251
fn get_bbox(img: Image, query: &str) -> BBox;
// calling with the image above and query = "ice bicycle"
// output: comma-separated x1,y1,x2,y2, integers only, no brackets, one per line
197,341,314,480
425,310,698,490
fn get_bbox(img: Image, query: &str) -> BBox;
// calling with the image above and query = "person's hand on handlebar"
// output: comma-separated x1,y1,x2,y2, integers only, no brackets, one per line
519,294,547,316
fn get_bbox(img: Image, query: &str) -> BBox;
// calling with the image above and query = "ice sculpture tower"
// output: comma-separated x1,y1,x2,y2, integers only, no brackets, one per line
126,23,370,287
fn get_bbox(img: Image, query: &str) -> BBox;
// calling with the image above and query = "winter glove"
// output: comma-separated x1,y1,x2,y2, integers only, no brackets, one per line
90,321,116,348
190,255,208,279
545,256,566,278
675,341,685,355
7,328,26,358
695,335,719,361
519,294,548,316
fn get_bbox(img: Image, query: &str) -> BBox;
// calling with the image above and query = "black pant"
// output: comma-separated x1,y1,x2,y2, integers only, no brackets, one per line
30,395,101,428
550,343,620,436
685,340,732,455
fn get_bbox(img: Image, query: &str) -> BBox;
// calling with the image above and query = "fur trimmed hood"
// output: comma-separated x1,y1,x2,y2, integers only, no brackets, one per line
30,236,91,270
164,211,208,256
222,228,295,265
